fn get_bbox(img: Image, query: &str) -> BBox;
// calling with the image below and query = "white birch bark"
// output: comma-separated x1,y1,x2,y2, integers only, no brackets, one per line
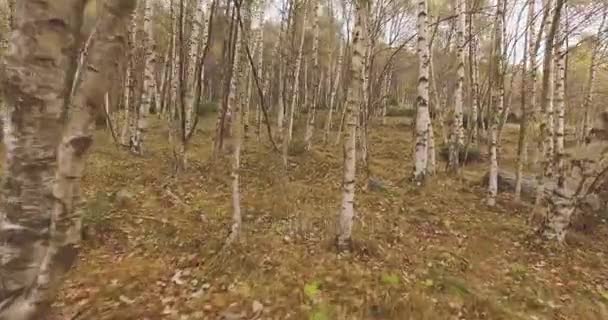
427,120,436,175
536,0,557,205
413,0,431,184
554,35,566,185
337,0,365,251
581,10,606,144
255,5,265,140
304,0,321,151
454,0,466,145
516,0,537,201
227,33,244,246
0,1,135,317
287,0,309,142
469,8,480,145
185,0,205,133
487,0,504,207
132,0,157,155
324,42,343,143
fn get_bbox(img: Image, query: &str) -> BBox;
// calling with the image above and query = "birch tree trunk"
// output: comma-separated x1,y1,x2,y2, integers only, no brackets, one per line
337,0,365,252
132,0,157,155
554,24,566,185
536,0,573,242
581,9,607,144
536,0,558,206
382,68,392,125
468,4,480,145
543,9,570,242
287,0,309,143
304,0,321,151
448,0,466,172
125,9,138,147
227,29,245,247
0,1,135,318
255,4,265,140
275,7,288,136
487,0,504,207
413,0,431,184
515,0,537,201
324,42,343,143
185,0,205,134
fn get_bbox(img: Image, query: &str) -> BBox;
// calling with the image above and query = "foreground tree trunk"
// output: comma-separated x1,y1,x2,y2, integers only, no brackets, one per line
413,0,430,184
131,0,157,155
535,0,558,206
287,0,309,143
533,0,571,243
487,0,505,207
448,0,466,172
516,0,537,201
337,0,365,252
581,10,607,144
0,0,135,318
304,0,321,151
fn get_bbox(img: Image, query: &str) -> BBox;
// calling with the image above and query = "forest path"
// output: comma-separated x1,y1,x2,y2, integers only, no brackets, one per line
52,116,608,320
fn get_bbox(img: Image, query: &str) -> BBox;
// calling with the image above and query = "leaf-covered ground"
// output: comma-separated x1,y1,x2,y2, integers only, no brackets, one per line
52,116,608,320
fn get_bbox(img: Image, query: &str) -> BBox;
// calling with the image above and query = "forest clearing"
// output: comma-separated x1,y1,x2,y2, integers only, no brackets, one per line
43,115,606,320
1,0,608,319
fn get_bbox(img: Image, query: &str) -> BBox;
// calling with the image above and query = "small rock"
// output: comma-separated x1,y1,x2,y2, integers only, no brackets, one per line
118,295,135,305
115,189,134,206
172,270,185,286
202,283,211,290
252,300,263,314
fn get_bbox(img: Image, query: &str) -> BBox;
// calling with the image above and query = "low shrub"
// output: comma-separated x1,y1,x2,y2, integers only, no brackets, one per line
438,144,483,164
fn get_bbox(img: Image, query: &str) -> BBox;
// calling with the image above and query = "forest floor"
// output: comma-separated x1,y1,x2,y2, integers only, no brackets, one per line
51,115,608,320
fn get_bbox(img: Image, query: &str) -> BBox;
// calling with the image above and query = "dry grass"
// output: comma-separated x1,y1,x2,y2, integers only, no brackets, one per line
52,115,608,320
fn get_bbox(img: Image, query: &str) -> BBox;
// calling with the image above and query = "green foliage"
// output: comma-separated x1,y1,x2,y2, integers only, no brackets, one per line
309,305,331,320
304,281,321,301
381,273,400,286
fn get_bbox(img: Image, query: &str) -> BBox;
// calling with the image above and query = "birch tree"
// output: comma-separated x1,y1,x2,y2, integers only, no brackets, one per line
487,0,505,207
581,9,607,144
515,0,537,201
131,0,157,155
536,0,559,206
448,0,466,172
413,0,431,184
287,0,309,143
324,42,343,143
304,0,321,151
0,0,135,317
337,0,365,252
468,1,480,145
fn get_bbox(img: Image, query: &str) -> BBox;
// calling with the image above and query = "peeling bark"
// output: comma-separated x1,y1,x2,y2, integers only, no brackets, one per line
0,0,135,317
